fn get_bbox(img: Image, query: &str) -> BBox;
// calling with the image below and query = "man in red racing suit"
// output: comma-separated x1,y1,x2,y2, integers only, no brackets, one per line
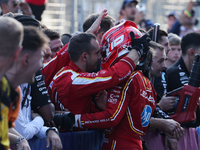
74,71,156,149
49,55,136,114
48,21,151,115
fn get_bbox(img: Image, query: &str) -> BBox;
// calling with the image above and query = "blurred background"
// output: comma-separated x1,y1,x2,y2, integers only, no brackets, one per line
2,0,199,34
41,0,200,34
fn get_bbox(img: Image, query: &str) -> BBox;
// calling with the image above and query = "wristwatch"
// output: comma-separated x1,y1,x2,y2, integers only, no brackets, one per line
46,127,59,136
16,136,25,146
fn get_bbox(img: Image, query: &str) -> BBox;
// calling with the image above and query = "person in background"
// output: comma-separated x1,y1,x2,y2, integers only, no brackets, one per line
0,17,23,150
44,28,63,58
169,1,198,38
148,28,170,97
25,0,47,21
120,0,138,22
0,0,34,17
166,31,200,150
6,26,62,150
165,33,182,68
166,12,176,32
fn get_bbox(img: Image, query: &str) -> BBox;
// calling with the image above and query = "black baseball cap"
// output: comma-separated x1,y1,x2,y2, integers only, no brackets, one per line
121,0,138,9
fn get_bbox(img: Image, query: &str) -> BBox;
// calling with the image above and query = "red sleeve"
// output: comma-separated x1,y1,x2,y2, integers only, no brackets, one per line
71,56,135,97
90,102,100,113
79,78,132,128
42,43,70,87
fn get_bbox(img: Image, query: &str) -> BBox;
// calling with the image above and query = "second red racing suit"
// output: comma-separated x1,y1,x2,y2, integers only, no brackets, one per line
75,71,157,149
42,43,70,88
48,56,136,115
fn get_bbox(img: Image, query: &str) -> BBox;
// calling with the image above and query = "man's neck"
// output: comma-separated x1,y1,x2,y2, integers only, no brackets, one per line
5,69,24,89
182,56,191,73
74,61,86,72
0,59,11,80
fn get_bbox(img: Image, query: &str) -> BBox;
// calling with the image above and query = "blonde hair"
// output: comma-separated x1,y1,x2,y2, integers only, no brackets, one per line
0,17,23,56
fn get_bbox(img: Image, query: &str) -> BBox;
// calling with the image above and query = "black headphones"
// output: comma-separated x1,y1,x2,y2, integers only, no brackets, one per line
84,56,86,59
26,59,28,63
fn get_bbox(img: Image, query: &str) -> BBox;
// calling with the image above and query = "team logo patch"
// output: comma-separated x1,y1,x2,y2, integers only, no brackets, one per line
108,98,117,104
141,105,152,127
161,72,166,81
108,94,118,104
49,81,53,89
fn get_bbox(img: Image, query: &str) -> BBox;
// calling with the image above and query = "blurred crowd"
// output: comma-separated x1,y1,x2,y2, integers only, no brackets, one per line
0,0,200,150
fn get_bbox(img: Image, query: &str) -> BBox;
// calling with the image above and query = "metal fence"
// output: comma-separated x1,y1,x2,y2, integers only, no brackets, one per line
41,0,199,34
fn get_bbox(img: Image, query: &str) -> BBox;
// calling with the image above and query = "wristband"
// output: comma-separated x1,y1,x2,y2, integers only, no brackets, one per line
46,127,59,136
184,10,191,18
16,136,25,146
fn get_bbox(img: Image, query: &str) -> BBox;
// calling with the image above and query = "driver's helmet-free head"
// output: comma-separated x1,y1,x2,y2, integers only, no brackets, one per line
100,20,142,69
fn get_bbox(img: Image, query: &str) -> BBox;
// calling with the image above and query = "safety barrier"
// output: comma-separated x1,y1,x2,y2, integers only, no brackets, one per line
28,130,104,150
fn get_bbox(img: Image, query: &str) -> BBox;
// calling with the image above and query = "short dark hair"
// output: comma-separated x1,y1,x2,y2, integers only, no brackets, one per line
121,0,138,10
21,26,49,54
68,33,96,62
14,14,40,27
44,29,60,41
147,28,168,43
83,14,115,34
181,32,200,56
3,13,41,27
61,33,72,46
150,41,164,51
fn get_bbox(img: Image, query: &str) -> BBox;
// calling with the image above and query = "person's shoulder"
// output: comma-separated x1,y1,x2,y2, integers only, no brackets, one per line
167,63,179,75
130,71,150,84
1,76,10,94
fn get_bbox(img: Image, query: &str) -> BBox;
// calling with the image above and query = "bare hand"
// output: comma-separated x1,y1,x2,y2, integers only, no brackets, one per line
186,1,196,13
165,126,184,141
94,90,107,110
157,95,176,111
46,130,62,150
85,9,108,34
164,135,179,150
20,2,33,16
161,119,182,136
178,1,196,25
18,138,31,150
31,111,41,120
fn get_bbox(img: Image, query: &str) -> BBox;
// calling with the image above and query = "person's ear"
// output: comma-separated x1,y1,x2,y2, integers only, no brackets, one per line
81,52,88,62
22,54,29,66
188,48,194,56
121,9,125,16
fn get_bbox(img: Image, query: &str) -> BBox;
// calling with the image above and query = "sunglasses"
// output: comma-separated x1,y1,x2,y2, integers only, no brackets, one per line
12,1,20,7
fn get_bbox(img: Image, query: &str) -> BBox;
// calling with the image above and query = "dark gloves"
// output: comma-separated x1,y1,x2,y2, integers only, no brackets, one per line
130,31,151,58
53,112,75,132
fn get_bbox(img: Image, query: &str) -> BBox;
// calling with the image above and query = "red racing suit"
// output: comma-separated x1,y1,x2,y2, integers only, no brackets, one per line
48,57,136,115
76,71,157,149
42,43,70,88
